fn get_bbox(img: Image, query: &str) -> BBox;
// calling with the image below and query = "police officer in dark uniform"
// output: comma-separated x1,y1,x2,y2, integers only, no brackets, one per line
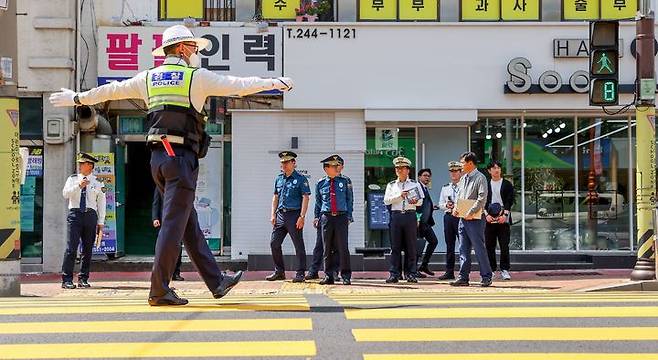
267,151,311,283
315,155,353,285
306,154,350,280
61,153,106,289
384,156,424,283
49,25,293,304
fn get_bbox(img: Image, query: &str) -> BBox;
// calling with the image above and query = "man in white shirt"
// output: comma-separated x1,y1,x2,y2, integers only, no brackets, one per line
384,156,424,283
50,25,293,305
60,153,106,289
436,161,463,280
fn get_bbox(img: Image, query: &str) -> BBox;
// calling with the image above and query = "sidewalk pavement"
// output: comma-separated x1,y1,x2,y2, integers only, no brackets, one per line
17,269,642,298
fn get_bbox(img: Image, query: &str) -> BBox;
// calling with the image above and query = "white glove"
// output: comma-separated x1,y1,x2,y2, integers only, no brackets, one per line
273,77,294,92
49,88,78,107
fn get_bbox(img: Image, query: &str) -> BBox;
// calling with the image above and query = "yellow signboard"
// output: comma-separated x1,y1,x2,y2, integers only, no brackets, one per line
461,0,501,21
399,0,439,20
359,0,397,20
159,0,203,19
501,0,540,20
601,0,637,20
262,0,300,20
563,0,599,20
0,98,20,260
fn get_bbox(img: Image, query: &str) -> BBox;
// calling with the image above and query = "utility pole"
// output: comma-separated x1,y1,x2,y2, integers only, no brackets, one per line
630,0,657,281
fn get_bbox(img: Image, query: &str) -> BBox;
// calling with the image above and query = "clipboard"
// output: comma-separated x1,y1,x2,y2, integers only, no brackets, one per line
456,199,482,219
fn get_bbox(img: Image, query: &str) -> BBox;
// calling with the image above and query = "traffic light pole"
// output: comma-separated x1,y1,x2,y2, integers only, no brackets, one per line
630,8,657,281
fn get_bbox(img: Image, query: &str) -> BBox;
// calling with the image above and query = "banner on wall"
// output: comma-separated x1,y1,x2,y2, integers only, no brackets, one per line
195,146,222,251
89,153,117,255
0,98,20,260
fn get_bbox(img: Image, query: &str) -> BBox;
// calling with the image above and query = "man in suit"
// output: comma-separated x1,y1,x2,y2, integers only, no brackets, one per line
152,188,184,281
484,160,515,280
415,168,439,277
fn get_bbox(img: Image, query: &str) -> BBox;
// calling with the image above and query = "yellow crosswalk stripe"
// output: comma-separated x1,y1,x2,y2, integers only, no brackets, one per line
334,298,658,305
0,298,309,308
363,354,658,360
0,318,313,334
0,341,317,359
345,306,658,319
353,327,658,341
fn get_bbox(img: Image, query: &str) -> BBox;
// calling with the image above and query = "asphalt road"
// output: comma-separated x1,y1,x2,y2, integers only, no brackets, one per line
1,290,658,359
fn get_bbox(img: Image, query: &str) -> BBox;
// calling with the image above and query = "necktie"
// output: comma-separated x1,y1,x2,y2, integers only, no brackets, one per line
80,180,87,212
330,178,337,213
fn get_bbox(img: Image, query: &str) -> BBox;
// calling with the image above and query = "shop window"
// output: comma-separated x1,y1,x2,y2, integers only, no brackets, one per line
19,98,42,140
159,0,235,21
364,127,416,248
471,118,523,250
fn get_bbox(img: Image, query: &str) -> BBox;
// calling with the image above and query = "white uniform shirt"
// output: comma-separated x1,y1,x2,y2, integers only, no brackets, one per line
62,174,107,225
384,178,424,211
77,57,282,112
490,179,503,206
438,182,460,213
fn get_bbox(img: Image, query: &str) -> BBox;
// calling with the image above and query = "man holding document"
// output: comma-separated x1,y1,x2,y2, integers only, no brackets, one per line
450,152,493,287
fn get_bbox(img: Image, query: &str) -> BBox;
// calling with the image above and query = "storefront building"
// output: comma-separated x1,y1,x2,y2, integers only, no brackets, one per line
231,21,646,264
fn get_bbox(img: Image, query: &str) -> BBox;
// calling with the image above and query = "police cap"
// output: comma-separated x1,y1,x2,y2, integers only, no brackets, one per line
278,151,298,163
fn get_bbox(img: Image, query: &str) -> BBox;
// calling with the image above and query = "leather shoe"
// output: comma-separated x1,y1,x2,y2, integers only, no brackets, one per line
266,272,285,281
450,278,470,287
213,271,244,299
319,276,334,285
305,272,319,280
148,290,188,306
480,278,493,287
385,275,399,284
418,266,435,276
77,279,91,288
438,272,455,280
342,278,351,285
415,271,427,278
292,274,305,283
406,275,418,283
172,274,185,281
61,281,76,289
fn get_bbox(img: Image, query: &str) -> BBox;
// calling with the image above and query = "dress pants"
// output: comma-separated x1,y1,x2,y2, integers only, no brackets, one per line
270,209,307,275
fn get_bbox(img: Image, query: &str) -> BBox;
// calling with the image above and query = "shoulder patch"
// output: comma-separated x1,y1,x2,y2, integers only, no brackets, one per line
410,179,417,183
69,174,77,178
389,180,396,185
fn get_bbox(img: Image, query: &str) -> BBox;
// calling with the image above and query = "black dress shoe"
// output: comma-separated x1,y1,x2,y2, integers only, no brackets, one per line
172,274,185,281
266,272,285,281
438,272,455,280
148,290,188,306
304,272,319,280
406,275,418,283
480,278,493,287
415,271,427,278
213,271,244,299
449,278,470,287
292,274,305,283
319,276,334,285
418,266,435,276
385,275,399,284
61,281,76,289
342,278,351,285
77,279,91,288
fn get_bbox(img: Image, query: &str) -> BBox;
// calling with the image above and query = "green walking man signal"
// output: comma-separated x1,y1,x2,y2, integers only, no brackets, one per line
589,21,619,106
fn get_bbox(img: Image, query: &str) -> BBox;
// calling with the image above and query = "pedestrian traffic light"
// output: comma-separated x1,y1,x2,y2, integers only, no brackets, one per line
589,21,619,106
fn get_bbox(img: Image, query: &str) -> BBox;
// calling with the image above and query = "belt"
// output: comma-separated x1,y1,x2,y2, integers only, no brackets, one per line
278,208,300,213
146,134,185,145
322,211,346,217
70,208,96,213
391,210,415,214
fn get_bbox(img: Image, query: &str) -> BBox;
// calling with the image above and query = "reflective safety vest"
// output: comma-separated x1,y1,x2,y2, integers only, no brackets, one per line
145,63,209,157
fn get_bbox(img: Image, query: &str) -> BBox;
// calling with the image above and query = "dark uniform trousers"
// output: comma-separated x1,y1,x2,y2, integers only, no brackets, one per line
443,213,460,273
270,209,307,275
389,212,418,277
321,213,351,279
417,222,439,267
485,223,511,272
150,147,223,297
309,225,339,275
62,209,98,282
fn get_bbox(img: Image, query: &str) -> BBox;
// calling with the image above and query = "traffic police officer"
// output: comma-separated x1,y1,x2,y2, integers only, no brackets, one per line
267,151,311,283
50,25,293,305
437,161,463,280
61,153,106,289
306,154,350,280
315,155,353,285
384,156,424,283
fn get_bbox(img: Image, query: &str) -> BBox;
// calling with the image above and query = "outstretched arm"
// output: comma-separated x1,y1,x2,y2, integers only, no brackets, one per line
195,68,293,97
50,71,148,107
